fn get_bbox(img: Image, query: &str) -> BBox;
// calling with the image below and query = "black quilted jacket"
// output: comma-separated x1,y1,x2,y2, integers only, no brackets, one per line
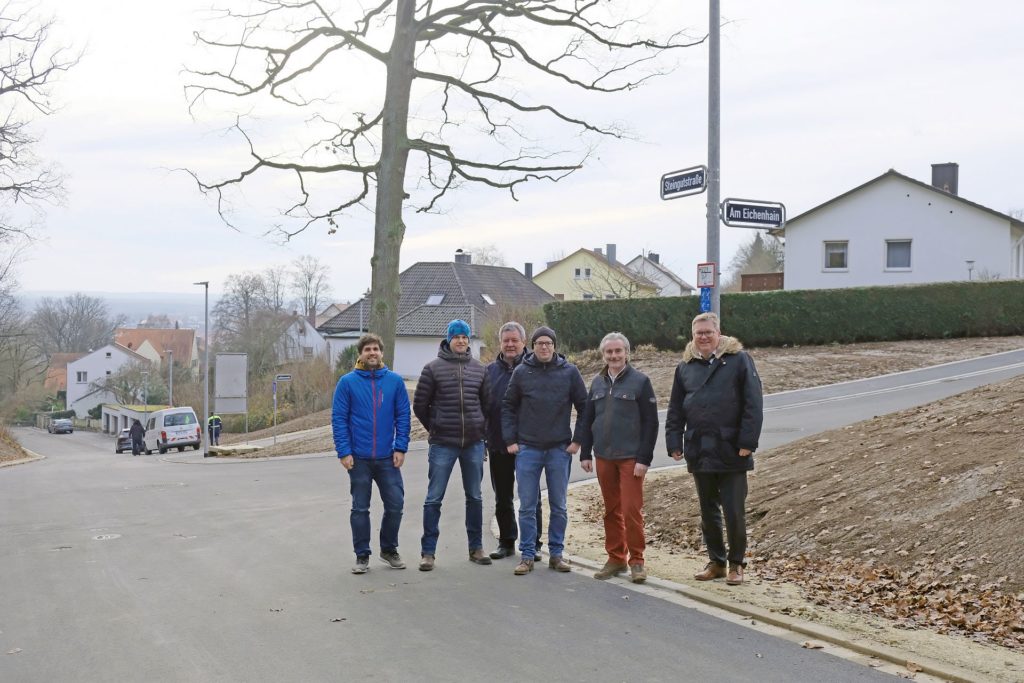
413,340,489,448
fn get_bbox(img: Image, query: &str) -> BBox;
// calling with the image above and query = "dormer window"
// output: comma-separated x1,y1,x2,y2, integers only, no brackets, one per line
426,294,445,305
481,294,495,305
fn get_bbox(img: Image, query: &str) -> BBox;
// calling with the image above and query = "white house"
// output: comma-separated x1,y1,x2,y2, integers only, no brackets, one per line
776,164,1024,290
275,316,330,364
624,252,697,296
66,344,152,417
319,253,553,377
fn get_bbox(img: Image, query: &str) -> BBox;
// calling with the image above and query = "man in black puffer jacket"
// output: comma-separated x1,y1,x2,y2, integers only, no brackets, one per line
502,326,587,576
666,312,763,586
413,319,492,571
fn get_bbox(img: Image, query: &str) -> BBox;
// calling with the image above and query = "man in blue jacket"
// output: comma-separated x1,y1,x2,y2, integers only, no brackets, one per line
502,326,587,576
332,333,411,575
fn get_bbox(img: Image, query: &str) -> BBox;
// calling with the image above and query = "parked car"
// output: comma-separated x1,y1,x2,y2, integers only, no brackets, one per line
115,428,133,454
142,407,202,454
48,418,73,434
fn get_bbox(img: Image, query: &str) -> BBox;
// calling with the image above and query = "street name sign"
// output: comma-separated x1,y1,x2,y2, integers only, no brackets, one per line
275,374,292,382
720,198,786,229
660,165,708,200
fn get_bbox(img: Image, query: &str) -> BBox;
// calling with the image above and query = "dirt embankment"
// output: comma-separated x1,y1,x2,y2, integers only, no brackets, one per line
0,425,28,463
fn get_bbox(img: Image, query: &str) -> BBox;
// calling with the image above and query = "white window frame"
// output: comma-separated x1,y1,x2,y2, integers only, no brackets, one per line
76,371,88,383
823,241,849,272
884,239,912,271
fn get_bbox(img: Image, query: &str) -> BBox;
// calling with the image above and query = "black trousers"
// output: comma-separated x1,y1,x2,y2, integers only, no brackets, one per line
692,471,748,566
489,448,543,551
131,437,143,456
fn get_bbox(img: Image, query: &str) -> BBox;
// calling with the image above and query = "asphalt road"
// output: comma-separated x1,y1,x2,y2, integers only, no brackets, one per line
4,349,1022,681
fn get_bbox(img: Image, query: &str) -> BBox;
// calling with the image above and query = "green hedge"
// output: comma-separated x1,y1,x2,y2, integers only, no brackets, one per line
544,281,1024,350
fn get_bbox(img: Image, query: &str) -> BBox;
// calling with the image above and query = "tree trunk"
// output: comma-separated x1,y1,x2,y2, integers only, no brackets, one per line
369,0,416,370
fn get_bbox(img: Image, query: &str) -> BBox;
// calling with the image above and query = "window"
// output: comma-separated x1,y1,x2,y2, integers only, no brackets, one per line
824,241,848,270
425,294,445,305
886,239,912,269
105,352,111,359
106,370,112,376
605,294,617,299
584,267,592,279
582,293,595,300
481,294,495,305
303,346,313,358
574,267,592,280
76,371,88,383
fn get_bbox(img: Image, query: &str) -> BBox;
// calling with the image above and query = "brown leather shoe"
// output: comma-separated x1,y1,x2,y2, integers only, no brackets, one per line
418,554,435,571
593,561,628,580
629,564,647,584
694,562,726,581
726,563,744,585
548,556,571,572
514,558,534,575
468,549,492,565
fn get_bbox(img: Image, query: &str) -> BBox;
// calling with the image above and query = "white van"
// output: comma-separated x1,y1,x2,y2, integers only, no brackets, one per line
142,407,202,454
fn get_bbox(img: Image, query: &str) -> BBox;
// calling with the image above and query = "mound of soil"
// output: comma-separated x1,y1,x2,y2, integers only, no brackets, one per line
632,374,1024,649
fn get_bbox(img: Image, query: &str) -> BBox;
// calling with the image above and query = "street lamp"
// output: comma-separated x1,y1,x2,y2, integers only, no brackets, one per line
166,348,173,407
194,280,210,457
141,370,149,424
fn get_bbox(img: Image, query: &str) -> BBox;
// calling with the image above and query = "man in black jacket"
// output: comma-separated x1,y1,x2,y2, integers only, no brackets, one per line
502,326,587,576
129,419,145,456
484,321,543,560
413,319,492,571
666,312,763,586
579,332,659,584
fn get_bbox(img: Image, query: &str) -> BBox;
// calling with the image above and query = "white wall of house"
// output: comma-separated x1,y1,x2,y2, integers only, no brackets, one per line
276,319,330,364
624,256,694,296
66,345,143,417
393,336,486,379
784,175,1021,290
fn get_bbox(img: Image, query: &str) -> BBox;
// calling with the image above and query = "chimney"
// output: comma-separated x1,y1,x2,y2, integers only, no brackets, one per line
606,243,617,265
524,262,533,279
648,252,660,264
594,247,603,257
931,162,959,195
454,248,472,264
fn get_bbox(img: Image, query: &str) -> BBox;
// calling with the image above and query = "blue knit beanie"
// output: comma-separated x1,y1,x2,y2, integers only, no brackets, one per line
447,319,471,342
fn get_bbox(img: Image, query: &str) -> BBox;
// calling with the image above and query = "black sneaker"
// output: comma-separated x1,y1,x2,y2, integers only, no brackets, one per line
379,550,406,569
352,556,370,574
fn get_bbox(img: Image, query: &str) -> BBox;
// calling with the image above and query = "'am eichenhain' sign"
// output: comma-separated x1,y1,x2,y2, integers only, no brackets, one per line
720,198,786,229
660,165,707,200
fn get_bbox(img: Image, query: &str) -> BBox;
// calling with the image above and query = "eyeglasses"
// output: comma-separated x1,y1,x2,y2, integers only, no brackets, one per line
534,341,554,347
693,330,717,337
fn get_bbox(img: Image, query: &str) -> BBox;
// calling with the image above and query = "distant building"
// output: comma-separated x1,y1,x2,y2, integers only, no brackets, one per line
44,353,86,394
114,327,200,374
66,344,153,417
275,315,330,364
532,244,659,301
318,252,553,377
775,164,1024,290
623,252,697,296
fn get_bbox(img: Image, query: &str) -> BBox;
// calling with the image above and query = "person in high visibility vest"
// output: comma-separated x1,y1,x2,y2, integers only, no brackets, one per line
208,414,222,446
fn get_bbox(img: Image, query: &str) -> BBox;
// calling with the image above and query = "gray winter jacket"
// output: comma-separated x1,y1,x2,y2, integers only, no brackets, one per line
579,364,659,466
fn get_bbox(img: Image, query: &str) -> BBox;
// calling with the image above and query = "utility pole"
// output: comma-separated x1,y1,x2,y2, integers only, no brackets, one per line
707,0,721,316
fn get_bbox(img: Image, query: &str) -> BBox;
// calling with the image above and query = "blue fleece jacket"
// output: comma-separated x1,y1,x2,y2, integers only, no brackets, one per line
331,365,411,459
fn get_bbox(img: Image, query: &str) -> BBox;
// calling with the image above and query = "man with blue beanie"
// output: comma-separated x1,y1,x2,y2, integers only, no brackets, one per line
332,333,411,575
413,319,491,570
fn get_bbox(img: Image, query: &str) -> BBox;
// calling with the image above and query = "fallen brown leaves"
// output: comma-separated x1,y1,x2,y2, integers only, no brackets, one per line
759,554,1024,650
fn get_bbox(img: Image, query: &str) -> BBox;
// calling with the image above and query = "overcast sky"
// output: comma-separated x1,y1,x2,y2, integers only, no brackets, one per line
18,1,1024,304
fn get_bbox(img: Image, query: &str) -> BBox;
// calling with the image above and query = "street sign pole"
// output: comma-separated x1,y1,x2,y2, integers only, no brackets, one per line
272,380,277,446
707,0,721,316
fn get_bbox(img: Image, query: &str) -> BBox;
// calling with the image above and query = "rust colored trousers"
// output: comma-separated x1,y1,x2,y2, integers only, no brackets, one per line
595,457,646,565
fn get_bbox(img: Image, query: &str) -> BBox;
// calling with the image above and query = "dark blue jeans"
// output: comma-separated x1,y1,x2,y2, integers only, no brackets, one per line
348,457,404,558
421,442,485,555
515,445,571,560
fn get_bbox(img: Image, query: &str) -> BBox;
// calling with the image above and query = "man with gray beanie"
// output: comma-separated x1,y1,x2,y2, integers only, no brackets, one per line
502,325,587,575
413,319,492,571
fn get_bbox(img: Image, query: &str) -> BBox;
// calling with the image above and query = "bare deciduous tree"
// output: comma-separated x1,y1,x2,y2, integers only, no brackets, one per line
31,293,126,355
187,0,698,364
464,244,506,266
722,231,785,292
290,255,332,321
0,5,78,244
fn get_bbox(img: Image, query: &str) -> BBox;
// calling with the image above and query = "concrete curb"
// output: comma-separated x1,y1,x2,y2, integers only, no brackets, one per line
561,476,987,683
0,446,45,468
